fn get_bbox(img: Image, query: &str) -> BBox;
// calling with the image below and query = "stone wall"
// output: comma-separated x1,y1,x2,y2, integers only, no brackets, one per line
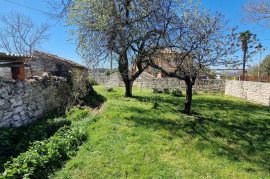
0,77,68,127
135,73,225,93
94,72,225,93
93,73,124,87
225,80,270,106
0,68,11,79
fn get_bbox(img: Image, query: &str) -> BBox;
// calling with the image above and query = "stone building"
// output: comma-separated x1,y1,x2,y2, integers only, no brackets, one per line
0,53,32,80
0,51,91,127
131,48,193,78
26,51,88,78
0,51,88,80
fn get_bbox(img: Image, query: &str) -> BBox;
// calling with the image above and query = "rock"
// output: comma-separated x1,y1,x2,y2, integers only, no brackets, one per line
32,76,42,81
4,112,13,119
42,72,51,80
0,99,5,106
11,100,23,107
13,120,22,127
14,106,24,114
10,98,16,104
13,114,20,121
27,79,37,84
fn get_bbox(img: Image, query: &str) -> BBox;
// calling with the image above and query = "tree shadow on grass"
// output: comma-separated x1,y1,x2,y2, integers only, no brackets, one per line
82,88,107,108
127,95,270,172
133,95,181,106
132,95,183,113
0,116,71,172
193,97,270,119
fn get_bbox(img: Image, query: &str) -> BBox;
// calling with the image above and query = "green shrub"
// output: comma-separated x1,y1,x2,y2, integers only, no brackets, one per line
88,78,98,86
1,126,86,179
153,88,163,94
66,107,91,121
152,102,160,109
171,89,183,97
193,90,199,95
105,70,111,76
163,88,170,94
105,87,114,92
0,118,70,172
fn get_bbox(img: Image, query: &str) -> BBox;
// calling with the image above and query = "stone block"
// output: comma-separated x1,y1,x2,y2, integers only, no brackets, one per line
13,106,24,114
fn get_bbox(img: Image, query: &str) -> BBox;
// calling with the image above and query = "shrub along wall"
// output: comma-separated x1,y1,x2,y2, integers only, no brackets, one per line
0,76,69,127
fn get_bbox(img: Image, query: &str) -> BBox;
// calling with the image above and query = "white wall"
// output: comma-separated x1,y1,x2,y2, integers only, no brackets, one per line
225,80,270,106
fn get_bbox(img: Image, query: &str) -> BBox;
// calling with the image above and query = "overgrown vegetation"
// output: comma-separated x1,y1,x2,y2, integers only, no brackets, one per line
171,89,183,97
0,116,71,173
51,86,270,178
0,104,102,178
2,125,86,179
1,86,269,178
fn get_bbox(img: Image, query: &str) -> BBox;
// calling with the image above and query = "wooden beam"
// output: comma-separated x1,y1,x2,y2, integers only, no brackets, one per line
0,62,24,67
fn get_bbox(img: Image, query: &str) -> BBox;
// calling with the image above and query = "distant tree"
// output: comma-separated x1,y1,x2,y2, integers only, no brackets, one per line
260,55,270,76
239,31,260,80
0,11,50,54
148,5,239,114
55,0,179,97
249,55,270,78
244,0,270,26
240,31,251,79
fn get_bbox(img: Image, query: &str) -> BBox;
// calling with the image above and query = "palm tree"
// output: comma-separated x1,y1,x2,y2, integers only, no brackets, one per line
240,31,251,80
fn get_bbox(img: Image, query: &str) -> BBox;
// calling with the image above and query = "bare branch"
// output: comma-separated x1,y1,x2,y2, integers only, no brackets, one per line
244,0,270,26
0,11,50,54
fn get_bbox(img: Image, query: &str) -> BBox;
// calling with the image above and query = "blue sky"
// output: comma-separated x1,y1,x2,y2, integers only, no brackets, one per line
0,0,269,66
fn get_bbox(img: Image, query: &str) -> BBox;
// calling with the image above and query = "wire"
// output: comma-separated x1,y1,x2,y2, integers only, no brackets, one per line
3,0,51,16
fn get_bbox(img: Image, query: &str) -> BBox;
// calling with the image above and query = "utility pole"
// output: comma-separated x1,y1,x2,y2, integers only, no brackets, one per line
257,50,262,81
256,43,264,82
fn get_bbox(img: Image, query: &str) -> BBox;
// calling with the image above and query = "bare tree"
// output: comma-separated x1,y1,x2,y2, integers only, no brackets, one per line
0,11,50,54
59,0,177,97
148,7,239,114
244,0,270,26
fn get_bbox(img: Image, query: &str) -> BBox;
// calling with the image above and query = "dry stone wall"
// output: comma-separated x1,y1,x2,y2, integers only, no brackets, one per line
225,80,270,106
94,72,225,93
93,73,124,87
93,73,270,105
0,77,68,127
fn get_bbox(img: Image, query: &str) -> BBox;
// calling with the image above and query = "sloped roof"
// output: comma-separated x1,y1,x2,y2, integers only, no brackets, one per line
33,51,87,70
0,52,32,62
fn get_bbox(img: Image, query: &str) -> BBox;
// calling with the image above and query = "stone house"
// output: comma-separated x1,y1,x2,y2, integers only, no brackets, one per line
131,48,193,78
0,53,32,80
0,51,89,127
0,51,88,80
26,51,88,78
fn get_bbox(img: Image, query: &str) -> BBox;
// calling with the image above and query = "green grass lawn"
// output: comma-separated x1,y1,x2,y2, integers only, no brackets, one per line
52,86,270,179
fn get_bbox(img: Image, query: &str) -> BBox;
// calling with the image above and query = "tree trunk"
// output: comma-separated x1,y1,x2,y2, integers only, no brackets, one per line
124,80,133,97
184,78,193,115
118,52,133,97
242,51,247,80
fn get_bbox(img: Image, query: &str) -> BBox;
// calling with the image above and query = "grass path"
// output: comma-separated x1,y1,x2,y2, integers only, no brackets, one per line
52,86,270,178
